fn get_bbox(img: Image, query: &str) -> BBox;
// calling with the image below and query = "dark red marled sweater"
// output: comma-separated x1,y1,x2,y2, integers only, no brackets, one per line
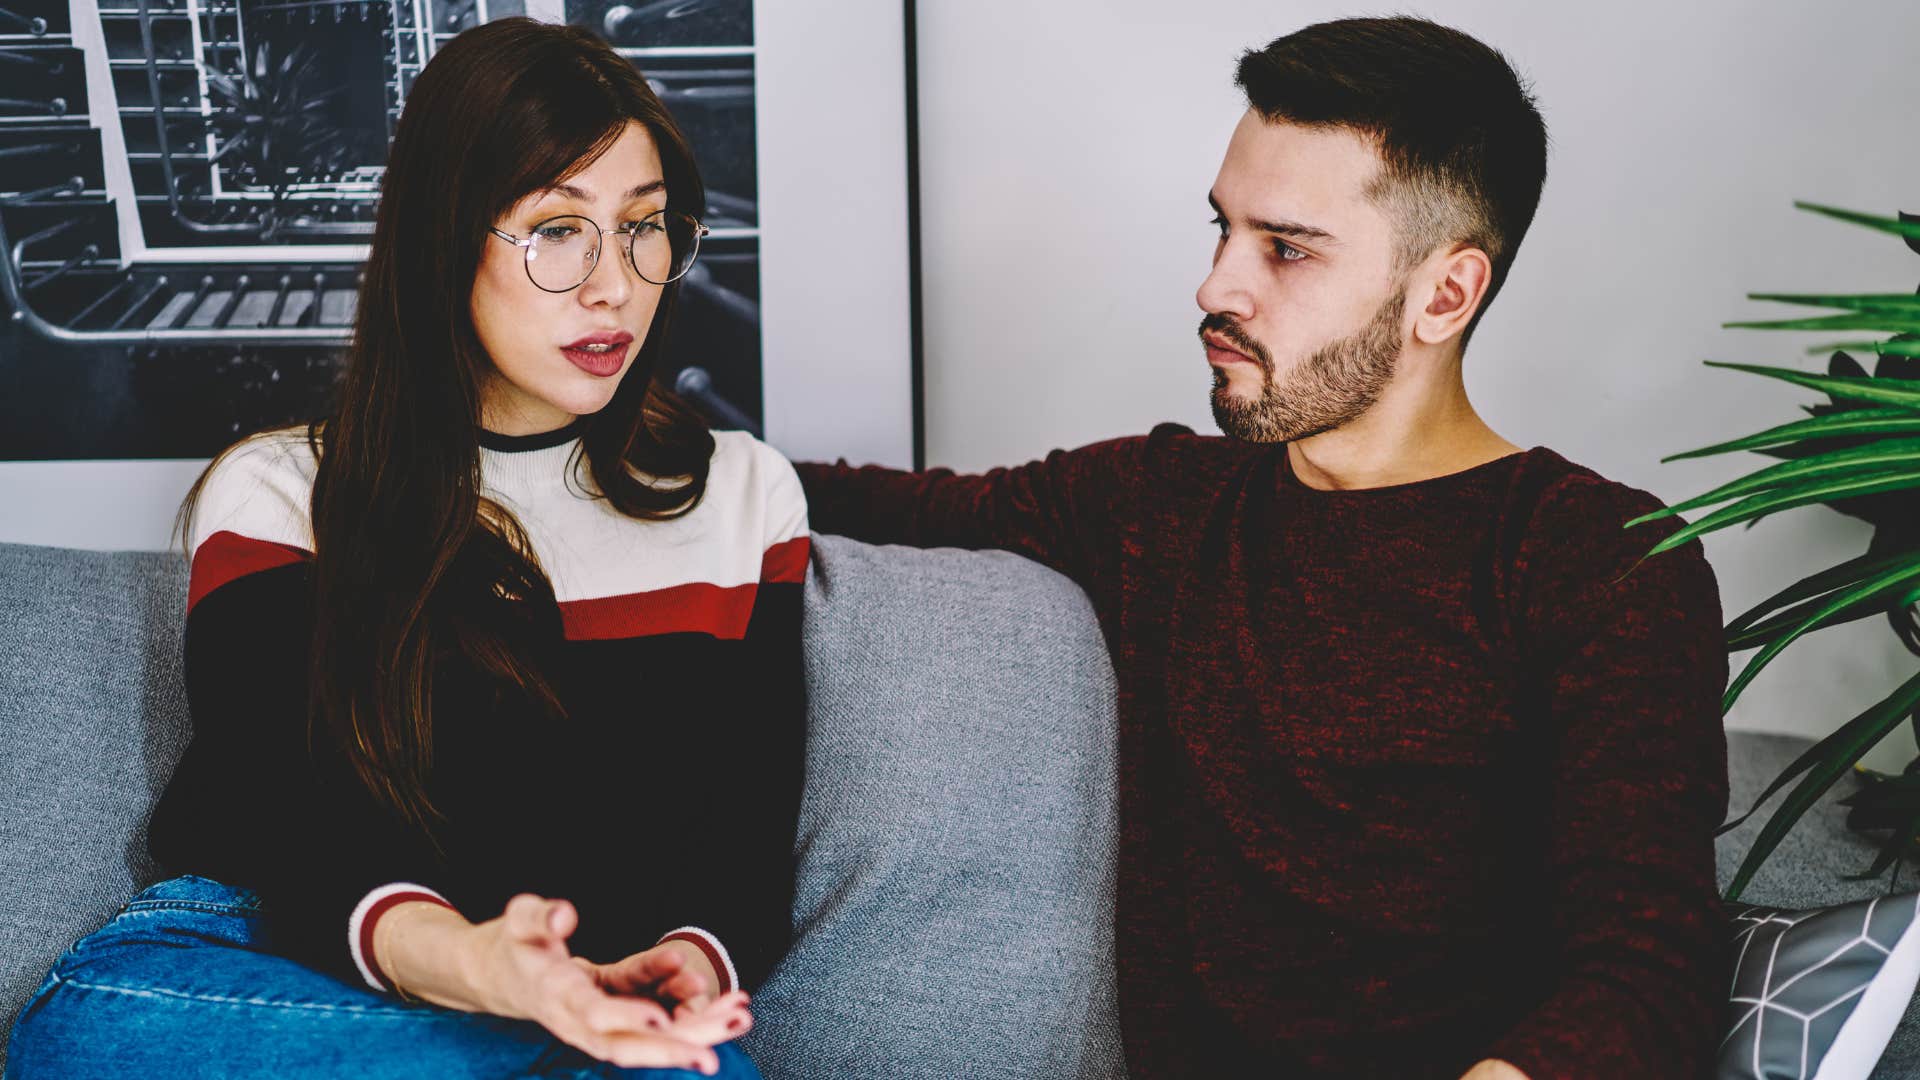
796,423,1729,1080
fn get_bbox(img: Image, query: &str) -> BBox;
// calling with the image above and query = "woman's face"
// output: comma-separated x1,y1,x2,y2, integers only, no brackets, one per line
471,120,669,436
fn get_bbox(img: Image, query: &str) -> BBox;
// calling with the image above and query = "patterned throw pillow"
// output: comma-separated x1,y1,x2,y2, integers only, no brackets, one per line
1721,893,1920,1080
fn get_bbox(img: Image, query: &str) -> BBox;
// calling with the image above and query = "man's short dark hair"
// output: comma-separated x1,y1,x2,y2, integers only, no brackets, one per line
1235,16,1549,349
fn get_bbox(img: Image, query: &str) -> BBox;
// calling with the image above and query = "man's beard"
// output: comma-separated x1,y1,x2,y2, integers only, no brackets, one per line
1203,287,1406,443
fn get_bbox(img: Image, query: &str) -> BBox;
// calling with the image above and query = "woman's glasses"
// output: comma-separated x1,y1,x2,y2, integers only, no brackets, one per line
487,210,710,292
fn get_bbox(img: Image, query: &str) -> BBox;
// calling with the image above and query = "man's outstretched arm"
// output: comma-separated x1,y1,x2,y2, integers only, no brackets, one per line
795,433,1150,583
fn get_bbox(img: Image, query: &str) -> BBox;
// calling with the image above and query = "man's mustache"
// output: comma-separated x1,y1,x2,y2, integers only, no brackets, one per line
1198,314,1271,373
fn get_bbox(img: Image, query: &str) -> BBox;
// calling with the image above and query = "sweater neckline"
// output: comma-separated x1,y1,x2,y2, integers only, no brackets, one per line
479,417,587,453
1275,443,1548,496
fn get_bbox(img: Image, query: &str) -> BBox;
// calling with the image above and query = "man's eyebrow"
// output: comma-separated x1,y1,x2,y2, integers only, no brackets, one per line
1207,191,1339,245
538,179,667,202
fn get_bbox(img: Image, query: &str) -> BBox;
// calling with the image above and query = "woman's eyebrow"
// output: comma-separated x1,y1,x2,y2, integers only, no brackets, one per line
538,179,667,202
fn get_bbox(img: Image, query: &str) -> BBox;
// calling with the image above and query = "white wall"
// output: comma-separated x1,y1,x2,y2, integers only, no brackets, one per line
911,1,1920,763
757,0,914,469
6,2,1916,763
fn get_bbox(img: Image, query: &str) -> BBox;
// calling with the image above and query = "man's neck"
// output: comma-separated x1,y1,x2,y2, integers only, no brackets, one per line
1284,357,1523,492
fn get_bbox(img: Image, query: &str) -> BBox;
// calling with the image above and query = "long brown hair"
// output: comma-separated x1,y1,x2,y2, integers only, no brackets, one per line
179,17,715,839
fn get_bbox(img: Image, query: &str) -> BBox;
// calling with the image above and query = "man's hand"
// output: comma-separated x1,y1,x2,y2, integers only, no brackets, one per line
1460,1060,1531,1080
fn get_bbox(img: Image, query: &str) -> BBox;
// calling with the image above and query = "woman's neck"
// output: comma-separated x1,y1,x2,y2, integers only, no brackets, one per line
477,416,585,453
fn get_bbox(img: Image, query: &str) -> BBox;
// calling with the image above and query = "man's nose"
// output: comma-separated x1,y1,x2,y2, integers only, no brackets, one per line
1196,252,1255,322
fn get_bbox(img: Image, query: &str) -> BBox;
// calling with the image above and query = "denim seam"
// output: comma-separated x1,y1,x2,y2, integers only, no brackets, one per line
123,900,265,915
48,970,429,1017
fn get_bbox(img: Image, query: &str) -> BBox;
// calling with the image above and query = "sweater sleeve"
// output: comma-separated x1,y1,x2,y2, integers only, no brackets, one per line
150,433,461,992
1485,475,1730,1080
793,429,1161,584
644,440,810,993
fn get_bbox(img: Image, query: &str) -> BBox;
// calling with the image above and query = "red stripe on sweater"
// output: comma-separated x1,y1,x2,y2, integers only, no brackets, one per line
188,531,808,641
560,536,809,641
659,930,736,995
560,581,758,641
187,530,312,612
760,535,811,584
358,890,454,993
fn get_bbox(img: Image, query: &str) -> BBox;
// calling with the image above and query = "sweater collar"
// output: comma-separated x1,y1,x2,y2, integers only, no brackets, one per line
1274,442,1544,496
478,416,587,453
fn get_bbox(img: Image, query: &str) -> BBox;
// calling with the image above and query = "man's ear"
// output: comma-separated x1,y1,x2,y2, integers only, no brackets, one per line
1411,244,1492,347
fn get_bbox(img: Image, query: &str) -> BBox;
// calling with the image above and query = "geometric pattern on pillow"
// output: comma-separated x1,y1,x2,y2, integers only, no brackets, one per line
1720,892,1920,1080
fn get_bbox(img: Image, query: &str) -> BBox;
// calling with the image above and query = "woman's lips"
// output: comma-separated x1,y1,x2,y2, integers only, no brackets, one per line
560,341,629,377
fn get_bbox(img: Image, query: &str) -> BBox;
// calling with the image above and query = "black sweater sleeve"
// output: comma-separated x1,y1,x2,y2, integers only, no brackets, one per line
149,559,461,990
646,578,806,994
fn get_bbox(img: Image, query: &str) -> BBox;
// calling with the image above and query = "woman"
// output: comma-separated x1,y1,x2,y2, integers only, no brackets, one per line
4,17,806,1079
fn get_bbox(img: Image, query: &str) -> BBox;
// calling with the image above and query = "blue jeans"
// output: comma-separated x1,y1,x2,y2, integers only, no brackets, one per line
4,875,762,1080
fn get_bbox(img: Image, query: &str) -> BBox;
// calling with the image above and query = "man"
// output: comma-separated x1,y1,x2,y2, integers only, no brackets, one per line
798,16,1728,1080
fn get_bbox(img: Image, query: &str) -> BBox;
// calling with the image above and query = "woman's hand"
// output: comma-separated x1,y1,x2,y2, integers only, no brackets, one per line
464,894,748,1074
578,940,716,1009
576,941,751,1044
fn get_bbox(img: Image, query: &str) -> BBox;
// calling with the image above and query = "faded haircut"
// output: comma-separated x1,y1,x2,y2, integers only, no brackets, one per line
1235,15,1550,349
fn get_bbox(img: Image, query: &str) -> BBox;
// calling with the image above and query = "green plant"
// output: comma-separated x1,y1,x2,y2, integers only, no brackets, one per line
1631,201,1920,900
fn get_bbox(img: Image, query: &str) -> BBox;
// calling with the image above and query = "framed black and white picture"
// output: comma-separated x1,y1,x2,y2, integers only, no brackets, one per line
0,0,914,547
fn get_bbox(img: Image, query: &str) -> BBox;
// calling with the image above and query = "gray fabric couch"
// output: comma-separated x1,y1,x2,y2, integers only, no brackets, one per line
0,535,1914,1077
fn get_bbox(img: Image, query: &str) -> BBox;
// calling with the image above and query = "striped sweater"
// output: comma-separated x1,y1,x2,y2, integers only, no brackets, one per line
147,421,810,995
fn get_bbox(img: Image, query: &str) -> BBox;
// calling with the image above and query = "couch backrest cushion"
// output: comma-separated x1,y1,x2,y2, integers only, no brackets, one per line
0,536,1124,1079
0,542,191,1048
740,536,1124,1080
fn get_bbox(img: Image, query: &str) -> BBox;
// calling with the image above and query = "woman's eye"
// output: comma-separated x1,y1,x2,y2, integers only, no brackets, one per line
627,219,664,236
535,224,578,241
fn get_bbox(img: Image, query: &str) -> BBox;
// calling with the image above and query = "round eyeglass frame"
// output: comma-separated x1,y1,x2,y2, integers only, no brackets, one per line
487,209,710,292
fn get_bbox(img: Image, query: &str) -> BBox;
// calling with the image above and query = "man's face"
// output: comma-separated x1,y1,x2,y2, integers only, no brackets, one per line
1197,111,1411,443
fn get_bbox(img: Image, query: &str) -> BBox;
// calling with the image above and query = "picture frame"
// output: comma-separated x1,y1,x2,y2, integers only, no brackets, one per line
0,0,917,548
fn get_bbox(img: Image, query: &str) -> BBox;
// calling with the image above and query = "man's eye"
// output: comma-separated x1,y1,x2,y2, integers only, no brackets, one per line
1209,214,1228,238
1273,240,1306,262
